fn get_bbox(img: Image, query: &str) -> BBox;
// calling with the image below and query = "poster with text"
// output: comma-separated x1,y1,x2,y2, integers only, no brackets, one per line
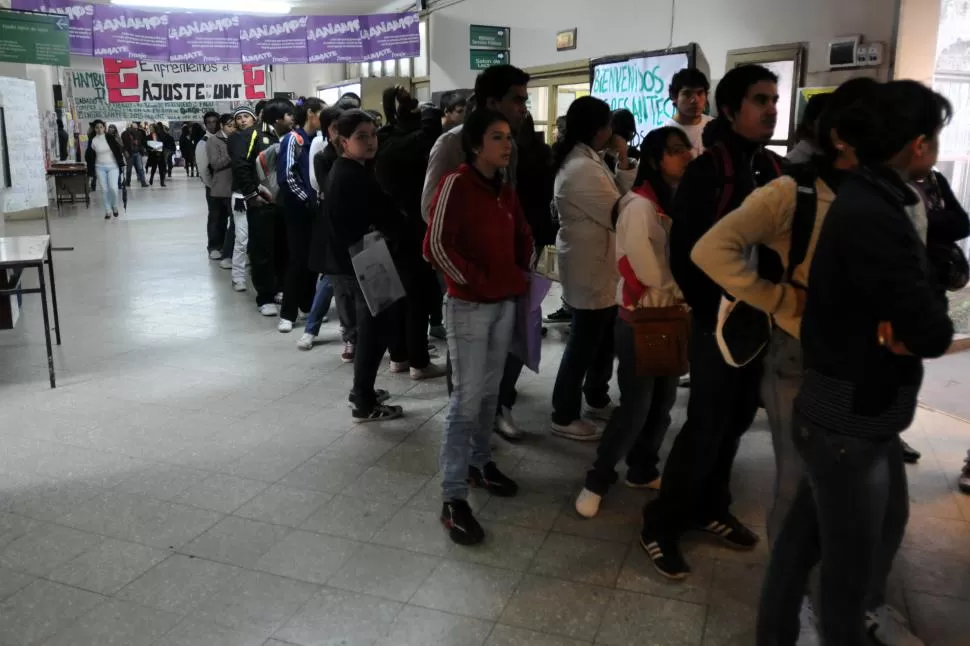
92,5,169,61
238,15,308,64
591,51,690,145
168,14,241,64
360,12,420,61
11,0,93,55
306,15,362,64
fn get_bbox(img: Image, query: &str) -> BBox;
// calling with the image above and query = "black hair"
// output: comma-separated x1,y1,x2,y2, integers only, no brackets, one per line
56,119,64,128
633,127,692,213
838,80,952,165
795,93,831,143
181,124,190,134
473,64,530,104
445,95,467,113
552,95,612,173
339,92,362,108
203,111,219,122
320,107,341,139
91,119,105,128
461,109,510,164
261,98,295,125
335,108,376,139
335,96,360,111
218,113,234,127
611,109,637,143
815,78,880,160
294,97,325,128
382,87,399,126
702,64,779,147
669,68,710,101
190,123,205,141
253,100,267,116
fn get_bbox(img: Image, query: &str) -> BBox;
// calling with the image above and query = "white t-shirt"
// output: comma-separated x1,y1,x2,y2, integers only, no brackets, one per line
666,114,714,158
308,132,327,193
91,134,115,166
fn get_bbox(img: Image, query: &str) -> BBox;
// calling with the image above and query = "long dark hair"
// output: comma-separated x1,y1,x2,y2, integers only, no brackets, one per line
552,96,612,174
815,77,880,161
633,127,691,213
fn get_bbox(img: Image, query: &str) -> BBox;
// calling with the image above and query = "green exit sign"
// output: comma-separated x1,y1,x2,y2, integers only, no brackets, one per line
470,49,510,71
0,10,70,67
470,25,509,49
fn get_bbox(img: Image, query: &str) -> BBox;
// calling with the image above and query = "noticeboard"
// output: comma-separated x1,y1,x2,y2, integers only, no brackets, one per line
0,10,70,67
470,25,509,49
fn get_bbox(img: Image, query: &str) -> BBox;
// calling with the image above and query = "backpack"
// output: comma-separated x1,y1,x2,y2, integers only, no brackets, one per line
710,140,784,221
715,160,819,368
248,129,298,202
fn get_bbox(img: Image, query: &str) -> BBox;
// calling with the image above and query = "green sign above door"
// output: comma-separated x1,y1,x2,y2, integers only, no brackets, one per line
470,25,510,49
470,49,510,71
0,10,70,67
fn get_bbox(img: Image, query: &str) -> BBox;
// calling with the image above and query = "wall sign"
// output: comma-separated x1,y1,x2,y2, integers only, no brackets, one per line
0,10,71,66
556,29,577,52
469,25,509,49
470,49,509,71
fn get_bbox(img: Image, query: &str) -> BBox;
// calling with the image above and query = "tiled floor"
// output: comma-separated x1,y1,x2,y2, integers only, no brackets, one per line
0,176,969,645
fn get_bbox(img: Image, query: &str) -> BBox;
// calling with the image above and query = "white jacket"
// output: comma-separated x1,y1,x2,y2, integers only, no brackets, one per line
554,143,637,310
308,132,327,194
615,188,683,309
196,134,211,187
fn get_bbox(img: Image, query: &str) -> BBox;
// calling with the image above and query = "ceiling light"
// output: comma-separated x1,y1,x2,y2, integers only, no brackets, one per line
111,0,293,15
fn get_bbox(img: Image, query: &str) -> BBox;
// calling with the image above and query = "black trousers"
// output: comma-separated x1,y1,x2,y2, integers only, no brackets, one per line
348,277,406,411
205,188,231,252
642,320,762,537
280,196,317,322
399,261,436,370
247,202,287,306
550,306,617,425
147,154,165,185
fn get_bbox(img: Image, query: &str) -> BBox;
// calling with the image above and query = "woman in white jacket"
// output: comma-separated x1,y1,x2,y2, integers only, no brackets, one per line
575,127,693,518
550,96,638,441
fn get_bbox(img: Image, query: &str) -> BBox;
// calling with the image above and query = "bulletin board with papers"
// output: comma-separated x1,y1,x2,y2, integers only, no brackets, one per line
0,77,49,213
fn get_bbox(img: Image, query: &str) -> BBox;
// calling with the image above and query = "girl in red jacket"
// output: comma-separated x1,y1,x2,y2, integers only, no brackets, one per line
423,109,535,545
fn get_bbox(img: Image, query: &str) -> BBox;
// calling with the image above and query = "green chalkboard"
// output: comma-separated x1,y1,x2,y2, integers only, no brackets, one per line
0,10,70,67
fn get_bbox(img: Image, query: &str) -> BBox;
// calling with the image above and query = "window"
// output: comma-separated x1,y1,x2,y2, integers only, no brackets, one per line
528,86,550,136
384,59,397,77
414,20,428,78
371,61,383,78
399,58,411,78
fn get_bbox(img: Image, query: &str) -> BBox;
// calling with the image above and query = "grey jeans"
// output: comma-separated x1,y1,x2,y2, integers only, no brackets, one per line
328,275,359,345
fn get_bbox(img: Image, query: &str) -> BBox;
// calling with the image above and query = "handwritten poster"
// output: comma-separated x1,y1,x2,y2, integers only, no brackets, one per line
0,78,49,213
591,51,690,144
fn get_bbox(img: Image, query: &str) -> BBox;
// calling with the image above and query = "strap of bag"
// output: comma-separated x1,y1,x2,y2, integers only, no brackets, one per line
787,164,818,286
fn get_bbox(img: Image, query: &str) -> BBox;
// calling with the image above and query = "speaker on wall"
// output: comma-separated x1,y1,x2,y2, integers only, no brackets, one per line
419,0,429,10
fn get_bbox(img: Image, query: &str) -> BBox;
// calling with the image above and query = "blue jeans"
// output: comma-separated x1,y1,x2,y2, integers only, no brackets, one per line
126,152,146,186
441,298,516,501
95,164,119,214
305,275,333,336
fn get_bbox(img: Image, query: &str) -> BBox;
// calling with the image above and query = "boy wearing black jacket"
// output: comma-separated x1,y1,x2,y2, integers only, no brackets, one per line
640,65,783,579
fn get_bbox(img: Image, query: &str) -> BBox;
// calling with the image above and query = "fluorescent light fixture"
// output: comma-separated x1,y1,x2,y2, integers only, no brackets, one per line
111,0,293,14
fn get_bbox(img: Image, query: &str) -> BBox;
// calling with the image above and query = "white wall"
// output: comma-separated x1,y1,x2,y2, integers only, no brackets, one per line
429,0,898,91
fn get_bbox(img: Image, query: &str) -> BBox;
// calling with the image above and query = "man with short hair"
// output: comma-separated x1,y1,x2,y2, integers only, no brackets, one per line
198,111,227,261
666,68,714,158
122,122,148,187
441,94,466,131
207,114,237,281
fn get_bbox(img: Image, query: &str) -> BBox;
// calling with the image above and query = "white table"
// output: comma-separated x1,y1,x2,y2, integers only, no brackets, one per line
0,235,62,388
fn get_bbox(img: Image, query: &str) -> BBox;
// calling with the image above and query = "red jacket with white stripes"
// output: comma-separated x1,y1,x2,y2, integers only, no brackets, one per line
423,164,534,303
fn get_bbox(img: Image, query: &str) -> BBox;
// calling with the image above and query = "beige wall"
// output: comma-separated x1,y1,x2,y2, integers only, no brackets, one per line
895,0,940,83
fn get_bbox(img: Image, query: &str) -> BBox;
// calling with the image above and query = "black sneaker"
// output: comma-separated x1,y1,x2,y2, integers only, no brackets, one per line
901,440,921,464
696,514,760,550
441,499,485,545
543,306,572,324
639,528,690,580
468,462,519,497
352,403,403,424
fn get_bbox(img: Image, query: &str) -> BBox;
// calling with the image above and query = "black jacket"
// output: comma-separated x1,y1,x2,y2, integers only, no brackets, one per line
516,132,557,250
669,127,784,327
84,134,124,176
179,134,195,161
322,157,403,276
229,126,279,200
309,145,340,275
799,166,953,434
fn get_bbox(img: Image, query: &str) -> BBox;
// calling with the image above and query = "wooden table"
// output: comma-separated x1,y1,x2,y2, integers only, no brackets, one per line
0,235,62,388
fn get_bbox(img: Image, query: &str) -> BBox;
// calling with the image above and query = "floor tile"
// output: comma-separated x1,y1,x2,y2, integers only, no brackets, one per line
478,496,564,532
0,522,104,576
615,544,713,606
328,543,440,602
701,598,756,646
907,589,970,646
411,559,522,621
157,617,267,646
41,599,182,646
342,466,431,504
499,574,612,641
376,442,442,476
450,521,548,572
175,474,270,514
275,587,403,646
372,507,456,557
485,625,590,646
376,605,492,646
0,579,105,645
0,566,35,603
254,530,361,584
181,516,291,568
48,538,169,594
529,533,625,587
116,554,241,615
301,494,400,541
278,456,370,494
595,590,706,645
234,486,332,528
112,463,210,502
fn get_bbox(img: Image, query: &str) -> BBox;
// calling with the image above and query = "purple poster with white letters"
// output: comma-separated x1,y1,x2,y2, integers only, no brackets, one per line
360,12,421,61
238,15,308,64
168,14,240,64
306,15,362,64
11,0,94,55
92,5,169,62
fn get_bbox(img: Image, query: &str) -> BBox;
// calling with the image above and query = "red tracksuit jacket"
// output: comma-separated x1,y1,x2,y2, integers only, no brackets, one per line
424,163,534,303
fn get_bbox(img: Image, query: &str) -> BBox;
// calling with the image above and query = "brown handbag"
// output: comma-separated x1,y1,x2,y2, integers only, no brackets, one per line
619,305,691,377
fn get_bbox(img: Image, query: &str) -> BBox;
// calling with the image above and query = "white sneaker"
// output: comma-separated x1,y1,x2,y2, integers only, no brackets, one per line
278,319,294,333
297,333,316,350
259,303,278,317
551,419,603,442
219,258,232,270
796,597,820,646
575,488,602,519
585,403,617,423
865,605,924,646
296,310,309,323
494,406,523,441
232,281,247,292
409,363,446,381
208,249,222,260
389,361,410,374
274,292,283,305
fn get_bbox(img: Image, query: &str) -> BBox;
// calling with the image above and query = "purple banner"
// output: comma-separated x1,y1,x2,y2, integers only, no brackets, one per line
238,15,308,64
92,5,169,62
306,15,362,64
11,0,94,56
168,14,240,64
360,12,421,61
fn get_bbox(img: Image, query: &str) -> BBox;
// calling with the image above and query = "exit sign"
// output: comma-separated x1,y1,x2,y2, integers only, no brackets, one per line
469,25,509,49
470,49,510,71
